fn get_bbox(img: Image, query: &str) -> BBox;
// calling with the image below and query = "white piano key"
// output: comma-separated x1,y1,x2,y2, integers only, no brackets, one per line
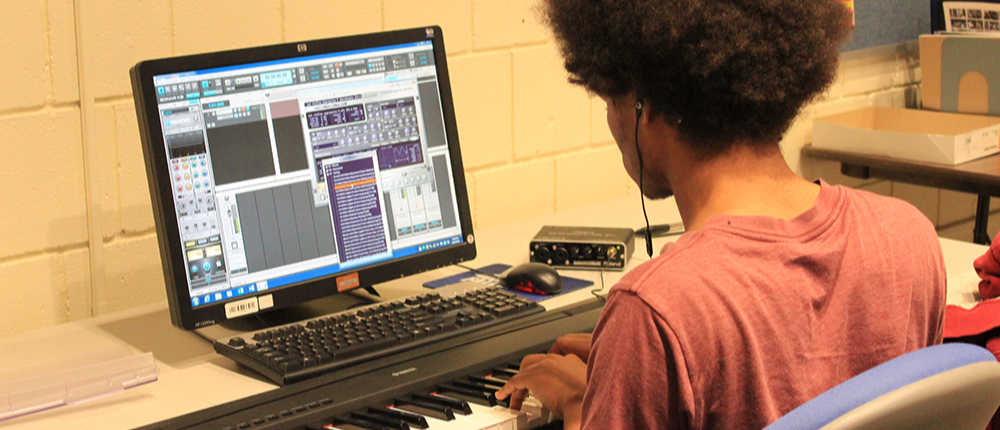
519,396,554,428
391,404,503,430
466,402,524,430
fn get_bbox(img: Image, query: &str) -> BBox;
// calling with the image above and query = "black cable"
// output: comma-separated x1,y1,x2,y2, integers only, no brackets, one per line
591,267,607,303
455,263,502,280
635,101,653,257
636,223,686,238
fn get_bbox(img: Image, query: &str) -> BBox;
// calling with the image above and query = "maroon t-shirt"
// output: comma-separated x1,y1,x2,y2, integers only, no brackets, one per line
582,182,946,430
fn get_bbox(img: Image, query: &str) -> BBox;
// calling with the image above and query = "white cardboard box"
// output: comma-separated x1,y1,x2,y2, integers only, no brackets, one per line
813,107,1000,165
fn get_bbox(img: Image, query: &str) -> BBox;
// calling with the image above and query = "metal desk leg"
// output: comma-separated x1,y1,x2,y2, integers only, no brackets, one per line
974,195,993,246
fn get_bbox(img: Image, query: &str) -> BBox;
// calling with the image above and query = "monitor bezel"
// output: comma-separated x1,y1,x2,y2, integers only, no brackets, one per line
130,26,476,330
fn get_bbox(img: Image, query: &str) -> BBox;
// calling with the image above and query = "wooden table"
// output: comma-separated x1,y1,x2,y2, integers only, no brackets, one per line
802,145,1000,245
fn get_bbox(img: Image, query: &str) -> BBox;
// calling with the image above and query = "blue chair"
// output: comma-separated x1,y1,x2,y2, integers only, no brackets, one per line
764,343,1000,430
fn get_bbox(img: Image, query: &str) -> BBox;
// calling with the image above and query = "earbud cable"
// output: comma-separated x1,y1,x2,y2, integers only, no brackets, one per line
635,102,654,257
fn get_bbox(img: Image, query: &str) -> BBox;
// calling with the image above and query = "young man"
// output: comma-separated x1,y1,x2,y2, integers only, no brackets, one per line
495,1,947,429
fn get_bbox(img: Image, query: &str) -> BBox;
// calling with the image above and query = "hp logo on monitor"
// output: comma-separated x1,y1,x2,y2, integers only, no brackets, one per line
297,44,307,52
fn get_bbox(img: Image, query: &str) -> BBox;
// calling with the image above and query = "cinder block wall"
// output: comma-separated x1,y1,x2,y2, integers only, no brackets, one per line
0,1,983,339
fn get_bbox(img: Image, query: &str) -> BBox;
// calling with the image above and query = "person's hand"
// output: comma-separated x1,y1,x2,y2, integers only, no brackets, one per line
548,333,593,362
495,353,588,429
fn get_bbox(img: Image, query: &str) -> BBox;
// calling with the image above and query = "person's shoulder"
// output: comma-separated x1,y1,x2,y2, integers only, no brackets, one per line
611,234,722,302
833,183,935,230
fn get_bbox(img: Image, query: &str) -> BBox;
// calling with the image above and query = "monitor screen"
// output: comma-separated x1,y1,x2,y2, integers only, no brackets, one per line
131,27,475,330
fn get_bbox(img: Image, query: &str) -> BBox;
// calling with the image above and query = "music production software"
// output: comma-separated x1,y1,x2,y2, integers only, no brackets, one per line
152,42,464,309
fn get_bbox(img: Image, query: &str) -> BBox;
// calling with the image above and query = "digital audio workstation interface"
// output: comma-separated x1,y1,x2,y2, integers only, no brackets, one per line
153,41,464,309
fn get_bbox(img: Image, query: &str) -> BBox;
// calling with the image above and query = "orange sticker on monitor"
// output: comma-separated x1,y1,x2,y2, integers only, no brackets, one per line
337,273,360,291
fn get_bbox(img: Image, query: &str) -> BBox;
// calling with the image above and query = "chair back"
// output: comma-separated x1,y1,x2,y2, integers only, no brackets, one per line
764,343,1000,430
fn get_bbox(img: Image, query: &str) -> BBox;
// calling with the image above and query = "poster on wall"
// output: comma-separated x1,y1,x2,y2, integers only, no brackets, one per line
944,1,1000,33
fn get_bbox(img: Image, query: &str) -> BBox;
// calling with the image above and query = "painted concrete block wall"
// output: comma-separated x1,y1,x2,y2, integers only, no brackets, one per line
0,0,978,340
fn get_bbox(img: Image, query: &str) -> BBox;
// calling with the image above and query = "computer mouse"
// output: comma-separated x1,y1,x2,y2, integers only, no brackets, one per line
502,263,563,295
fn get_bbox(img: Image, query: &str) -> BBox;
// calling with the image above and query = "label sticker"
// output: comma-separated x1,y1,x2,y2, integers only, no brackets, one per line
225,297,259,319
337,272,360,292
258,294,274,310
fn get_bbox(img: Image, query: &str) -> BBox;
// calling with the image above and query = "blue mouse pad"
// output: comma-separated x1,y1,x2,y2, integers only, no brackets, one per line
423,264,594,302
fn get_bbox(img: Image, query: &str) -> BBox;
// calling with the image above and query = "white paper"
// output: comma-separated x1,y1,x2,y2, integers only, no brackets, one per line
944,2,1000,33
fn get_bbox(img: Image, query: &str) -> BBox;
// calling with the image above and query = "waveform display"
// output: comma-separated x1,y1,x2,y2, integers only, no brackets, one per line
377,141,423,170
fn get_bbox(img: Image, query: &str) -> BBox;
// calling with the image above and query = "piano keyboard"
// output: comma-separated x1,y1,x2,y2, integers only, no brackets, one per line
137,300,603,430
307,361,555,430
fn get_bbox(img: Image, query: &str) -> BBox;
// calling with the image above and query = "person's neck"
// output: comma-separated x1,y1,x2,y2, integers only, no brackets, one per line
669,144,821,232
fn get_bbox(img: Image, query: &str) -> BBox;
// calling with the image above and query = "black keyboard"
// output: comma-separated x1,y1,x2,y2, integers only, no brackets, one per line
140,299,604,430
301,359,557,430
216,283,545,385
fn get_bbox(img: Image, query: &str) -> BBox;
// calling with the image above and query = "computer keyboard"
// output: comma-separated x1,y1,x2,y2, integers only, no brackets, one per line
215,283,544,385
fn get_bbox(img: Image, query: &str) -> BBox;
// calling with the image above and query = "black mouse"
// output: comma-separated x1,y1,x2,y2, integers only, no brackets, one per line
502,263,563,295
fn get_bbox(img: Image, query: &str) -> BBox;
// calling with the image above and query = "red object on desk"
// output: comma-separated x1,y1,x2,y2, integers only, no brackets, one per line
945,233,1000,430
945,301,1000,430
975,239,1000,300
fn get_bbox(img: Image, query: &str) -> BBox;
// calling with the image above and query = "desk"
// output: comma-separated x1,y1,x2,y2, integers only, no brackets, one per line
0,194,986,430
802,145,1000,245
0,194,680,430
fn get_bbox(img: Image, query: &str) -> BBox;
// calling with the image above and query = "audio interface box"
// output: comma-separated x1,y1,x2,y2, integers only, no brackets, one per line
529,226,635,270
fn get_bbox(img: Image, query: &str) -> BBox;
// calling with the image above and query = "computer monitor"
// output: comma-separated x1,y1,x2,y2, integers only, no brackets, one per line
130,27,476,330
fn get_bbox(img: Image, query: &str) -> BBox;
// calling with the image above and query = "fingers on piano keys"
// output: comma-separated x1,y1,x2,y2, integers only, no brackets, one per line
309,363,553,430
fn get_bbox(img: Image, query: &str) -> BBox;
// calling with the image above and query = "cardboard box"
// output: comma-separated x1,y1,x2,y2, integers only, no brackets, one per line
813,107,1000,165
921,35,1000,117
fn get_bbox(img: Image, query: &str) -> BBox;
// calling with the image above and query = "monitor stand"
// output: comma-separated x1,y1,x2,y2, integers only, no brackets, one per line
193,290,380,344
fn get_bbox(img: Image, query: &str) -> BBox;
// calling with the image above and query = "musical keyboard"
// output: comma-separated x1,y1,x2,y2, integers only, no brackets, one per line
138,300,603,430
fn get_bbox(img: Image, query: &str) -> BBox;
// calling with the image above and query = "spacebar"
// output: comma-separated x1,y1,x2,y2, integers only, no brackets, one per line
332,338,400,361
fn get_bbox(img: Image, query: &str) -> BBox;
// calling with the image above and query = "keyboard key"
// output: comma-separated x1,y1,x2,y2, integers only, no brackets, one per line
393,398,454,421
467,376,504,390
367,406,429,429
302,356,318,368
278,360,302,372
325,416,391,430
490,368,517,380
436,385,498,407
333,337,398,360
349,412,410,430
412,393,472,415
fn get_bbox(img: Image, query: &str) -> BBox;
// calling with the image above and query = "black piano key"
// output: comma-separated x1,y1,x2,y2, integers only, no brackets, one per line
367,407,429,429
507,362,521,370
412,393,473,415
467,376,504,390
308,421,370,430
330,416,392,430
393,398,455,421
350,412,411,430
436,385,498,407
499,363,521,373
452,379,498,392
491,368,518,380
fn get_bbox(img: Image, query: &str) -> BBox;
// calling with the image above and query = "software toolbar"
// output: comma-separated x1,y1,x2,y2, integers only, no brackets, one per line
155,48,433,104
